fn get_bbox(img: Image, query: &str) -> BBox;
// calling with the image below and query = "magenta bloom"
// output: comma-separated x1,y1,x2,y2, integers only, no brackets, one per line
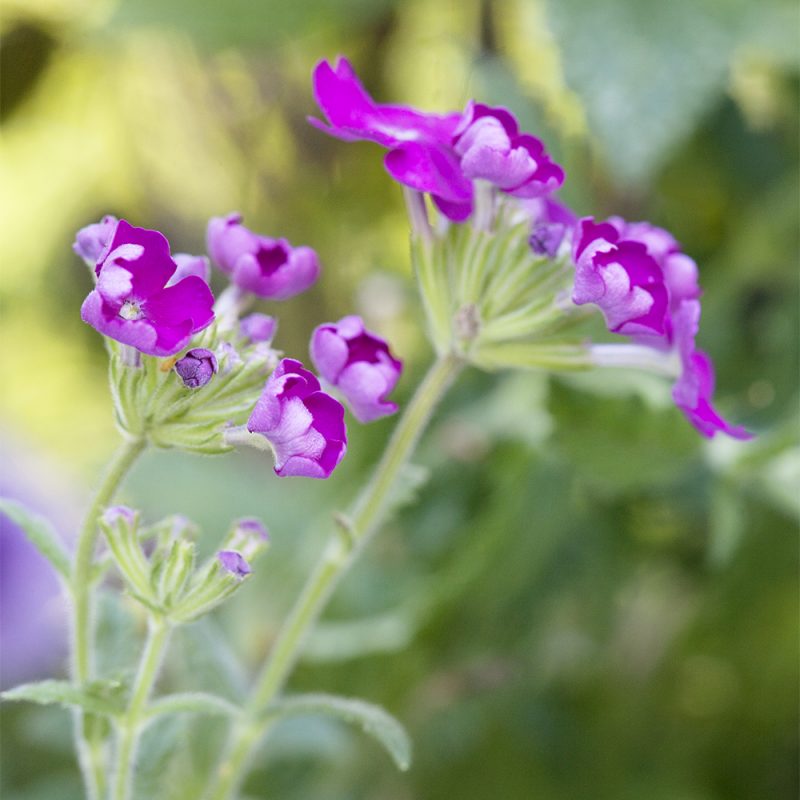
73,214,118,265
247,358,347,478
572,218,669,341
207,213,319,300
310,57,473,221
310,316,402,423
175,348,218,389
80,220,215,357
453,102,564,198
672,301,752,440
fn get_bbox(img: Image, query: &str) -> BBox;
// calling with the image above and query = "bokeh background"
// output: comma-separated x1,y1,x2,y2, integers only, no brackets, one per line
1,0,798,798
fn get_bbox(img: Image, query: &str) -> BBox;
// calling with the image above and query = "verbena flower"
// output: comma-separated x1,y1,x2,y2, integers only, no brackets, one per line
310,56,472,221
73,214,118,265
247,358,347,478
452,102,564,198
240,313,277,343
207,213,320,300
574,217,751,439
310,315,402,423
175,348,218,389
80,220,215,357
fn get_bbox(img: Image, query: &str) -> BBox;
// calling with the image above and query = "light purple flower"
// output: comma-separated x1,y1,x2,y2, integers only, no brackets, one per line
310,315,402,423
572,217,669,340
217,550,251,579
207,213,319,300
240,313,277,343
672,301,752,440
247,358,347,479
175,348,218,389
525,197,577,258
236,518,269,541
452,102,564,198
310,57,473,221
73,214,118,265
170,253,211,285
80,220,215,357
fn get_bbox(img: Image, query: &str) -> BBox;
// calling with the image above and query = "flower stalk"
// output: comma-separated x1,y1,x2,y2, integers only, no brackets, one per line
204,352,463,800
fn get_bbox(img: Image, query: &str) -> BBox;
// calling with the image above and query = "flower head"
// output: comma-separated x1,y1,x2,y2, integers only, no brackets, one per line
310,57,472,221
247,358,347,478
310,316,402,423
80,220,215,357
207,213,319,300
73,215,118,265
452,103,564,198
175,348,218,389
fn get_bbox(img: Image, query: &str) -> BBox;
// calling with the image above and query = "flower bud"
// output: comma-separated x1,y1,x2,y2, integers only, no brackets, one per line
156,539,196,608
175,348,218,389
240,313,277,344
217,550,251,579
220,517,269,562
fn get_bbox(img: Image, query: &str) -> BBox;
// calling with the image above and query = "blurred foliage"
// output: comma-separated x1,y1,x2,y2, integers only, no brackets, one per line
1,0,797,799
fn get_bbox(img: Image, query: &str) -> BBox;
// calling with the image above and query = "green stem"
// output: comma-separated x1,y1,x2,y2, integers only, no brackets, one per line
204,353,463,800
71,437,146,800
111,618,171,800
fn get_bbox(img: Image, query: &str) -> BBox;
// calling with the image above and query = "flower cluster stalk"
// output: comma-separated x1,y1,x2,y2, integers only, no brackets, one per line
71,436,147,800
204,352,463,800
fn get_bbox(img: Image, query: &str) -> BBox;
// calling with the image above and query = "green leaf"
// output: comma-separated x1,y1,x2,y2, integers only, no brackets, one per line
1,679,126,716
0,498,71,579
144,692,240,722
266,693,412,771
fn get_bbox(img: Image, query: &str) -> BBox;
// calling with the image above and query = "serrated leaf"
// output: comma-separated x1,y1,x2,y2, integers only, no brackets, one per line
1,679,125,716
0,498,71,579
266,693,412,771
144,692,240,722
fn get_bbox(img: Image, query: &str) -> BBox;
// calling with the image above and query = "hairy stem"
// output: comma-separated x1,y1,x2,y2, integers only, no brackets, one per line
71,437,146,800
204,353,463,800
111,618,171,800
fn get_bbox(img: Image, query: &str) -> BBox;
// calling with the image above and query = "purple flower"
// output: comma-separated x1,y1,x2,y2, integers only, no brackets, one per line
170,253,211,285
525,197,577,258
310,57,473,222
175,348,218,389
240,313,277,344
572,218,669,340
671,301,752,440
73,215,118,265
247,358,347,478
310,315,402,423
217,550,251,579
452,103,564,198
80,220,215,357
206,213,319,300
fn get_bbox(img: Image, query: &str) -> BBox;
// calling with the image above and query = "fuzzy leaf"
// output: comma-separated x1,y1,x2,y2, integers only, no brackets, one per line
266,693,412,771
0,498,71,579
1,679,126,716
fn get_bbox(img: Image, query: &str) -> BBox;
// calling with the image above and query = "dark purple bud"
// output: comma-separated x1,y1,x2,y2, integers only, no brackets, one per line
175,348,218,389
217,550,251,579
240,313,277,343
529,223,567,258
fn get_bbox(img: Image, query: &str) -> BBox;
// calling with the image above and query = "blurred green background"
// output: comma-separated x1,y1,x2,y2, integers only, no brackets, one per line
1,0,798,798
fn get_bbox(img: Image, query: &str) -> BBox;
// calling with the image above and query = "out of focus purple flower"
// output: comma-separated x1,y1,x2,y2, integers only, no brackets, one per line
217,550,251,579
310,315,402,423
247,358,347,478
102,505,136,527
452,103,564,198
73,214,118,265
310,57,473,221
80,220,215,357
175,348,218,389
240,313,277,344
206,213,319,300
170,253,211,285
671,301,752,439
525,198,577,258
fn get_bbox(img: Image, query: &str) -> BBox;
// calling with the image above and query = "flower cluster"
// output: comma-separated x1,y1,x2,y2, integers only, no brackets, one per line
309,55,751,440
75,213,403,475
